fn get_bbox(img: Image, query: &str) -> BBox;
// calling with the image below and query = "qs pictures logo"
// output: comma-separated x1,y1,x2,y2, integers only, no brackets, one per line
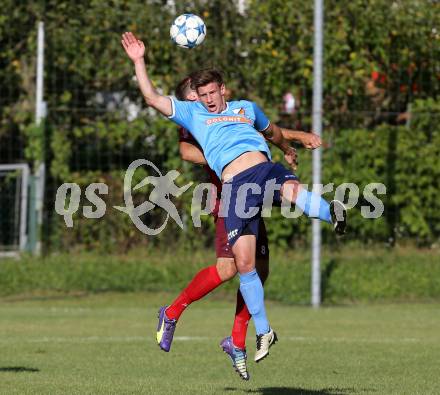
55,159,193,235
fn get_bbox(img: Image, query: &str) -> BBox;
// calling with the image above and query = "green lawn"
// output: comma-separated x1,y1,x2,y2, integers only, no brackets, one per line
1,292,439,394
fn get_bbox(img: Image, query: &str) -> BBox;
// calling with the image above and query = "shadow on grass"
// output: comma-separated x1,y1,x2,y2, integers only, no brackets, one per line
225,387,368,395
321,258,338,303
0,366,40,373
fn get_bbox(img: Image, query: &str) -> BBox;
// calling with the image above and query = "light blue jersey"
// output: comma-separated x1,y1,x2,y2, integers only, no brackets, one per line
169,98,272,178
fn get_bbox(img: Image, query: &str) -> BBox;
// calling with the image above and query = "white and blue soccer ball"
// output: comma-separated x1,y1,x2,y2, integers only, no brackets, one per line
170,13,206,49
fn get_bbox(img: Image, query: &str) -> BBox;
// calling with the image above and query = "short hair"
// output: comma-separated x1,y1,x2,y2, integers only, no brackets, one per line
175,77,192,101
189,69,224,91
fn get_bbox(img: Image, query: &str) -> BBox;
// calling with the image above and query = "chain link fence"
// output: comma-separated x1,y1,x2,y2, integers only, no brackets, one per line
1,1,439,254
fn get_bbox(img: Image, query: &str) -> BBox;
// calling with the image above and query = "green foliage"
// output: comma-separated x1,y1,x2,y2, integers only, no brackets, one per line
322,248,440,302
325,99,440,244
264,102,440,247
0,1,439,250
23,122,45,166
1,246,439,304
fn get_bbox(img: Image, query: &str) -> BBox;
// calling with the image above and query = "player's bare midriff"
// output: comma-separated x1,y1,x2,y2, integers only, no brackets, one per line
221,151,268,182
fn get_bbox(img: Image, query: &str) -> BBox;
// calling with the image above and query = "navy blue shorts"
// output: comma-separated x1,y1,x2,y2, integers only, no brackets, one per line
220,162,298,247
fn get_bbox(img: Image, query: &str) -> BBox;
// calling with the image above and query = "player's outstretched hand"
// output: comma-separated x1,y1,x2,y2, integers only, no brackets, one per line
121,32,145,62
284,146,298,172
301,132,322,149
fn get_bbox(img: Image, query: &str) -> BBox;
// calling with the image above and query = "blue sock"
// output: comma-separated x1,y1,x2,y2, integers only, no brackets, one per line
239,269,270,335
296,189,332,223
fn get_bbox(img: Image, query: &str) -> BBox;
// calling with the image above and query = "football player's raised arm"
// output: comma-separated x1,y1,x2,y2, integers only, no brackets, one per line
262,123,298,171
252,101,297,164
262,123,292,155
179,142,207,165
281,128,322,149
252,102,287,153
121,32,172,117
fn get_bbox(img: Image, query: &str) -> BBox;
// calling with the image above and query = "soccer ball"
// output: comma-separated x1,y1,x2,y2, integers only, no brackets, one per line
170,14,206,49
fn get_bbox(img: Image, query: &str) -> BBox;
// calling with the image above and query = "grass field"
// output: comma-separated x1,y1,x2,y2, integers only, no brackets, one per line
1,292,439,395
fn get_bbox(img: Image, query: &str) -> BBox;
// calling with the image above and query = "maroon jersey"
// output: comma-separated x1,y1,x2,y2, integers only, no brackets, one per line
178,127,222,216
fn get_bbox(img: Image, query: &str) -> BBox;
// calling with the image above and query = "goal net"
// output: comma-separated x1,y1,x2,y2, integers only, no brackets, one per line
0,164,29,257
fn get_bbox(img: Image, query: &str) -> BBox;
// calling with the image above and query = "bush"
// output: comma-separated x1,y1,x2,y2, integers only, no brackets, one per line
1,246,439,304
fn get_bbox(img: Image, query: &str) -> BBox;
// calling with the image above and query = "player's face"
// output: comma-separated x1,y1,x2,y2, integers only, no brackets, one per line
196,82,226,113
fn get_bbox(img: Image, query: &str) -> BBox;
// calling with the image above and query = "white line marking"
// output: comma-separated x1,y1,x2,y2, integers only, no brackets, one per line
0,336,422,344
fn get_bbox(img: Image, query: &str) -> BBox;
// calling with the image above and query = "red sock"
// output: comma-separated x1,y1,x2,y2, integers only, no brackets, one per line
166,265,222,320
231,290,251,350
